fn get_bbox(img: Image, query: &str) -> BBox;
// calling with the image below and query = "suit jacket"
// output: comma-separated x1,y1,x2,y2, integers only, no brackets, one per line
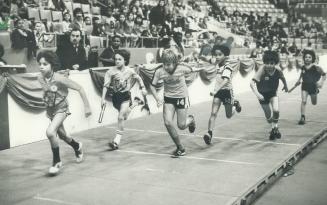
56,42,87,70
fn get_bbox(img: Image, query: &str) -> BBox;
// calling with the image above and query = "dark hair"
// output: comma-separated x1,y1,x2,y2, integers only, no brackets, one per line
36,50,61,70
73,8,84,18
112,35,121,41
70,28,82,36
212,44,230,56
262,50,279,64
115,49,131,65
302,49,316,63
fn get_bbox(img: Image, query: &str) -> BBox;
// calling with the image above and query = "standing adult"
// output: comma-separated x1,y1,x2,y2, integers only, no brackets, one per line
99,35,121,67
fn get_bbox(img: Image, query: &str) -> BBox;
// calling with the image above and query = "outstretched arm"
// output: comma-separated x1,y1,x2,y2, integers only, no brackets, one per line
61,78,92,117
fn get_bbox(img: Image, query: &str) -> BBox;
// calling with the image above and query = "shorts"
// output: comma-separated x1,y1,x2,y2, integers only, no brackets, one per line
302,83,319,95
164,96,190,109
258,91,277,104
214,89,233,105
112,91,132,111
46,100,71,120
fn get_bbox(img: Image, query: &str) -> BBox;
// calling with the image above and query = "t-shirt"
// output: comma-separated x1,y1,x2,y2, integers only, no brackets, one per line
215,62,234,90
253,66,285,93
152,63,192,98
301,65,326,85
38,72,70,107
104,66,138,93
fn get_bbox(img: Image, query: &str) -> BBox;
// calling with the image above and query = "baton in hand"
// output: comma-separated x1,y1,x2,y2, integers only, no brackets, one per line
98,103,106,123
141,96,151,115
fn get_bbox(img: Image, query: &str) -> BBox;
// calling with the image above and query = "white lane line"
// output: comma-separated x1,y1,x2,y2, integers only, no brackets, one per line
117,149,259,165
106,126,301,147
33,195,81,205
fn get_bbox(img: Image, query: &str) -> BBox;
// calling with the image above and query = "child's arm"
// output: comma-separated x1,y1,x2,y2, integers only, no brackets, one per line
288,72,302,93
61,78,92,117
150,70,163,107
101,72,111,107
250,67,264,101
278,69,289,92
132,71,147,96
316,67,326,88
210,78,229,96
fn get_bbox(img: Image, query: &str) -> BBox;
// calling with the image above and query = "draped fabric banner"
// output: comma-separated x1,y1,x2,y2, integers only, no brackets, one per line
0,56,305,111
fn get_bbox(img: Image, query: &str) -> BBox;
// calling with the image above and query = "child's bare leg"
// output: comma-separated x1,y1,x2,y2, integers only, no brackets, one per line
208,98,222,132
310,94,317,105
260,104,272,123
163,104,184,150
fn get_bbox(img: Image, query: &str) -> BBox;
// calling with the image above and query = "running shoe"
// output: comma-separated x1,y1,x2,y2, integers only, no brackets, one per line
203,132,212,145
234,100,242,113
108,141,119,150
298,116,306,125
171,148,186,158
48,161,63,175
74,142,84,163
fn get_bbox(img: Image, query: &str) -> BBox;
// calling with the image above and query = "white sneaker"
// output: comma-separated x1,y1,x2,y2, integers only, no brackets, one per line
48,161,63,175
75,142,84,163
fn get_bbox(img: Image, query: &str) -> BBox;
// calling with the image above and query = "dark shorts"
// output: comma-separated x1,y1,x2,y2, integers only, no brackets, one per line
46,100,71,120
302,83,319,95
164,96,190,109
112,91,132,111
214,89,233,105
259,91,277,104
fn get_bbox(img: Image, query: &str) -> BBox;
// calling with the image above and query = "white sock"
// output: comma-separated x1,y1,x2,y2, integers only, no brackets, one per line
114,130,123,144
272,122,278,129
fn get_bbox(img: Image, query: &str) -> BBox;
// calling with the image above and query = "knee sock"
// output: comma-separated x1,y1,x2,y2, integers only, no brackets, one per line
114,130,123,144
272,111,279,128
51,147,61,164
68,139,80,150
208,130,213,136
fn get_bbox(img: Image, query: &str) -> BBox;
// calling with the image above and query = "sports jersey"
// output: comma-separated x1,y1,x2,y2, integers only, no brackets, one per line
215,61,235,90
104,66,138,93
38,72,69,108
253,66,285,93
152,63,192,98
301,65,326,84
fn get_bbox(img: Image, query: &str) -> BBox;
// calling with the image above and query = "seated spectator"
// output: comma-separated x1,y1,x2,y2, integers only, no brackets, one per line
10,0,28,19
184,31,197,48
62,12,72,33
47,0,67,12
99,35,121,66
0,43,7,66
69,8,86,34
56,28,87,70
10,18,36,60
84,16,93,35
92,16,105,37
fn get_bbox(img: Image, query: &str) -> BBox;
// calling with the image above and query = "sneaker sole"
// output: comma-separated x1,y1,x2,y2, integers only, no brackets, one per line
108,142,118,150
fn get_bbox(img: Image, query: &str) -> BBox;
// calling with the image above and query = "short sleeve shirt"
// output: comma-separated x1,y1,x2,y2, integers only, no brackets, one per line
153,64,192,98
215,62,234,90
253,66,284,93
104,66,137,93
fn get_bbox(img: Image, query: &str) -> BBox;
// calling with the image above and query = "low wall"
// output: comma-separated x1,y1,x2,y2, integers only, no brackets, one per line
3,55,327,149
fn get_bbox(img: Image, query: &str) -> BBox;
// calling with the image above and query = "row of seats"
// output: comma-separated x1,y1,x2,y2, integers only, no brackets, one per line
217,2,275,9
215,0,270,4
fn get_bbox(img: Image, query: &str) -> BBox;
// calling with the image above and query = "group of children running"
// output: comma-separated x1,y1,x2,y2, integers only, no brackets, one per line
36,44,326,175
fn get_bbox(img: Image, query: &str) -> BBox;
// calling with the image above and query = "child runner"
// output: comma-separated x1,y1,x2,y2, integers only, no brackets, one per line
203,44,242,145
151,49,200,157
37,50,92,175
101,49,147,150
289,49,326,125
250,50,288,140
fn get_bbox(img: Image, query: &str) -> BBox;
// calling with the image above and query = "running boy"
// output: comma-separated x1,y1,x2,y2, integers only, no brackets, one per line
37,50,92,175
203,44,242,145
101,49,147,150
289,49,326,125
250,50,288,140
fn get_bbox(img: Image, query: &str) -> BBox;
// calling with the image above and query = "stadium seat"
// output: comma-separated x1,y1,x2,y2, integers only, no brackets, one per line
91,6,101,15
51,22,64,33
73,3,82,9
51,11,63,22
27,7,40,21
64,1,74,14
40,9,52,22
81,4,91,14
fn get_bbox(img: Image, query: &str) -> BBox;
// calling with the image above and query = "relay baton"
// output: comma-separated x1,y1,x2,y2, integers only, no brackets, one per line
98,103,106,123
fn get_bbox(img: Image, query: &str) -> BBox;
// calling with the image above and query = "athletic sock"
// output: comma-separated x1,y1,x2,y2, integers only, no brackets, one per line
68,139,80,150
52,147,61,165
114,130,123,144
208,130,212,136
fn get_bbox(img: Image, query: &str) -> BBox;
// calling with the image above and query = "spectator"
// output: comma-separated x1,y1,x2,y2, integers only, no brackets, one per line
62,12,72,33
99,35,121,66
10,18,36,60
69,8,86,34
56,28,87,71
149,0,166,26
47,0,67,12
10,0,28,19
0,43,7,66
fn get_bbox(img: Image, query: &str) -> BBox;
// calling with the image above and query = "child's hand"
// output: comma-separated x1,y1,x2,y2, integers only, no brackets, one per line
101,100,106,108
316,82,323,89
282,86,289,92
257,94,264,101
141,87,147,96
85,107,92,117
157,99,164,107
